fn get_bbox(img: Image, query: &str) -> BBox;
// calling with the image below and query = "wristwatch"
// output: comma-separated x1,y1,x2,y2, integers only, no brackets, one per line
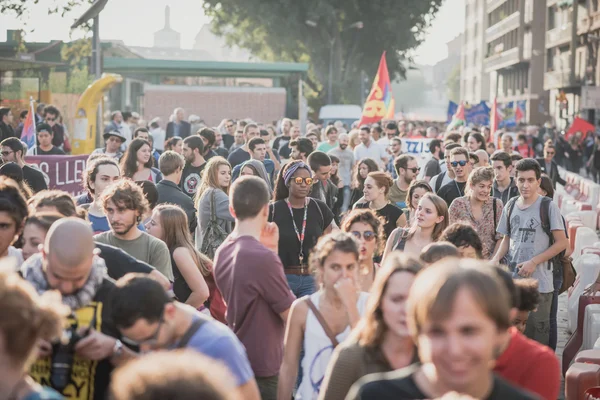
112,339,124,357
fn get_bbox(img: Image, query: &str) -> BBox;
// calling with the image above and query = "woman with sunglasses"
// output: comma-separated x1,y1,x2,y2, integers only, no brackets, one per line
448,166,503,259
319,253,422,400
278,232,369,400
270,161,335,297
341,209,385,291
354,171,406,241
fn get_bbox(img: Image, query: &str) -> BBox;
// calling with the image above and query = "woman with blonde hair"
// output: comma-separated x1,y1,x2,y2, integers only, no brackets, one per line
195,156,234,257
448,166,503,259
319,253,422,400
341,209,385,291
383,193,448,260
0,270,67,399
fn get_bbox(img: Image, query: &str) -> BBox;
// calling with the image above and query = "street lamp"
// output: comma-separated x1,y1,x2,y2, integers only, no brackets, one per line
306,20,363,104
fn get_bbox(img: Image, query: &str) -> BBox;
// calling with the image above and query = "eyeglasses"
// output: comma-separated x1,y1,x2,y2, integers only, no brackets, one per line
121,315,164,347
451,160,468,167
292,177,314,185
407,167,420,173
351,231,376,242
1,151,13,157
45,117,55,122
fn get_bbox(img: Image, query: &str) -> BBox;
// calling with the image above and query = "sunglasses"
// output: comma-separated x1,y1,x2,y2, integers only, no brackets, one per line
351,231,376,242
451,160,468,167
46,118,55,122
407,167,420,173
292,177,314,185
122,315,164,347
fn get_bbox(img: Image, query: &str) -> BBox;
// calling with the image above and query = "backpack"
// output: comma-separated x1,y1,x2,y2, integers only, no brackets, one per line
505,196,576,293
201,190,229,260
435,171,446,193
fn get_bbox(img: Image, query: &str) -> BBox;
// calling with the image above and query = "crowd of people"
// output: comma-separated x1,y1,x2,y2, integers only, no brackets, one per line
0,104,580,399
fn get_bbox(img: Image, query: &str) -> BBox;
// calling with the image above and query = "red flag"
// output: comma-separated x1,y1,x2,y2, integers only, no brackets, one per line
515,103,524,124
566,117,595,141
358,52,395,126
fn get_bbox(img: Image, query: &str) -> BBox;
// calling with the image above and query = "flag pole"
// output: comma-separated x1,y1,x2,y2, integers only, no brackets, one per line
30,96,37,156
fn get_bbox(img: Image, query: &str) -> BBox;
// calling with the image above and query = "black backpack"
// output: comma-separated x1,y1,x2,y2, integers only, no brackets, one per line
434,171,446,193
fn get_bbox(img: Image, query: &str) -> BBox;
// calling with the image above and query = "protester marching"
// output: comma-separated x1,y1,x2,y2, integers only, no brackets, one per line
4,6,600,400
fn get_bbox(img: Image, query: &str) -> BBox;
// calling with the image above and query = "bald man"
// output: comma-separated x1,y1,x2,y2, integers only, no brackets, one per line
475,149,489,167
22,217,135,399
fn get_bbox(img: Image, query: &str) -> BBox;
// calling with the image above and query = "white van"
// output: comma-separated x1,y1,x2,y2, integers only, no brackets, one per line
318,104,362,128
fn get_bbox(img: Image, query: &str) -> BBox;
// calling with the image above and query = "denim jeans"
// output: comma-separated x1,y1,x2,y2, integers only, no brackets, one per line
286,274,316,298
256,375,278,400
549,269,564,351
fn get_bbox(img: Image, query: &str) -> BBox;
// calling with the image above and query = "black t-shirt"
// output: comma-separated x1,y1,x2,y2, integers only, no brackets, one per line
22,165,47,192
356,203,403,240
29,278,120,400
34,146,65,155
95,242,154,280
349,365,537,400
180,162,206,198
269,198,334,268
273,135,291,152
437,180,467,208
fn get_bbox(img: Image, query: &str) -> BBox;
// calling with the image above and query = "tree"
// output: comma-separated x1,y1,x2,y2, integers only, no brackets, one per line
446,64,461,103
202,0,443,106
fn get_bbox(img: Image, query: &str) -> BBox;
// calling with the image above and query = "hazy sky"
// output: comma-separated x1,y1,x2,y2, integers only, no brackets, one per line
0,0,464,66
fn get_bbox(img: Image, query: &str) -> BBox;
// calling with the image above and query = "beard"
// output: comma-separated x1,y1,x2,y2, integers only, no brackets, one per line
110,218,138,236
339,144,347,150
404,176,413,185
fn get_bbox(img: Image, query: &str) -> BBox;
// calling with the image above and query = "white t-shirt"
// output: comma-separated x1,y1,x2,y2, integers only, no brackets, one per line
353,140,388,167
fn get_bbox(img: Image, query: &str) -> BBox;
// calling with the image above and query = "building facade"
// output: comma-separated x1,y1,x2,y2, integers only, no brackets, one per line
461,0,489,104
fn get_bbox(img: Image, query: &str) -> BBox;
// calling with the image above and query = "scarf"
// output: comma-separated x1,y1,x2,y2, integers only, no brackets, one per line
21,253,108,310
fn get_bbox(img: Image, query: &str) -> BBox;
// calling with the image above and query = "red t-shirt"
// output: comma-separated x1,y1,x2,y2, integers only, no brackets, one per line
494,327,560,400
213,235,296,378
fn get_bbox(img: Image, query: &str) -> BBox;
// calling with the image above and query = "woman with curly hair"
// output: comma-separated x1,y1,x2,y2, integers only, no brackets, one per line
342,209,385,291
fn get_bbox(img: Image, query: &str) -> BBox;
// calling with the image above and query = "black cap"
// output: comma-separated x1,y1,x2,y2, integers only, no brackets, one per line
103,131,126,142
36,123,52,134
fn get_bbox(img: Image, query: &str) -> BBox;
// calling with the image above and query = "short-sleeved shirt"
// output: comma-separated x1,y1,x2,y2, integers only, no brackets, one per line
269,198,334,268
94,231,174,281
181,313,255,386
27,146,65,155
328,147,355,186
348,365,537,400
214,235,296,377
437,180,467,208
353,140,387,167
449,196,504,259
355,203,403,240
388,181,408,209
29,279,119,400
180,162,206,197
496,195,563,293
317,141,337,153
423,157,442,178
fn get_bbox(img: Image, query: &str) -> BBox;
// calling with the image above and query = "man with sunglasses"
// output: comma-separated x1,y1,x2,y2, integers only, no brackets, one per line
389,154,419,209
43,105,66,149
111,275,260,400
437,147,473,208
536,144,565,189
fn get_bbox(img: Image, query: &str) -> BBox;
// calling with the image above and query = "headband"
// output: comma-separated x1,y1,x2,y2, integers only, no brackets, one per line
283,162,311,185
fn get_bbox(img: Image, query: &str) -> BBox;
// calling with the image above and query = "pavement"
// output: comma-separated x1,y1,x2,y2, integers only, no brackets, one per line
557,293,570,400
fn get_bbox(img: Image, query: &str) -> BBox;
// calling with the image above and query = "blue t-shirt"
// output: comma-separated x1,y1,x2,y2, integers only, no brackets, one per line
181,315,254,386
88,214,145,235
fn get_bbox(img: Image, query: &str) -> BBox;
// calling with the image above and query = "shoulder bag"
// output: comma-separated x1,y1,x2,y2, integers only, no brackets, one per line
201,190,229,260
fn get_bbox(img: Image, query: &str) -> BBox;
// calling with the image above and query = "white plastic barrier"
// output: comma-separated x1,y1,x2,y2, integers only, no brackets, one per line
568,254,600,332
584,304,600,350
574,228,599,260
571,211,597,231
594,335,600,349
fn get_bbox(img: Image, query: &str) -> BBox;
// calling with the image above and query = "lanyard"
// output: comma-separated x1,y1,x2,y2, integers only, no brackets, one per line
455,181,464,197
286,198,309,264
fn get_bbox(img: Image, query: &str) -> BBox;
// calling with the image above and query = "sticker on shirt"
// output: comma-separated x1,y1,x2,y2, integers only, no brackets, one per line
183,173,201,195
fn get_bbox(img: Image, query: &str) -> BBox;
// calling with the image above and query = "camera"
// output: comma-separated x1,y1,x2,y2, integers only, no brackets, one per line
50,321,89,391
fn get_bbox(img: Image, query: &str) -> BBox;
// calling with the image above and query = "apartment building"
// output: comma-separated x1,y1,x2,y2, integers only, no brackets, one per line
483,0,548,124
461,0,489,104
545,0,600,127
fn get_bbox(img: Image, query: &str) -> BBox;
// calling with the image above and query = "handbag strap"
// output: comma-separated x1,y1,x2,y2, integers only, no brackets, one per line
209,189,218,223
177,316,208,348
304,296,339,348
